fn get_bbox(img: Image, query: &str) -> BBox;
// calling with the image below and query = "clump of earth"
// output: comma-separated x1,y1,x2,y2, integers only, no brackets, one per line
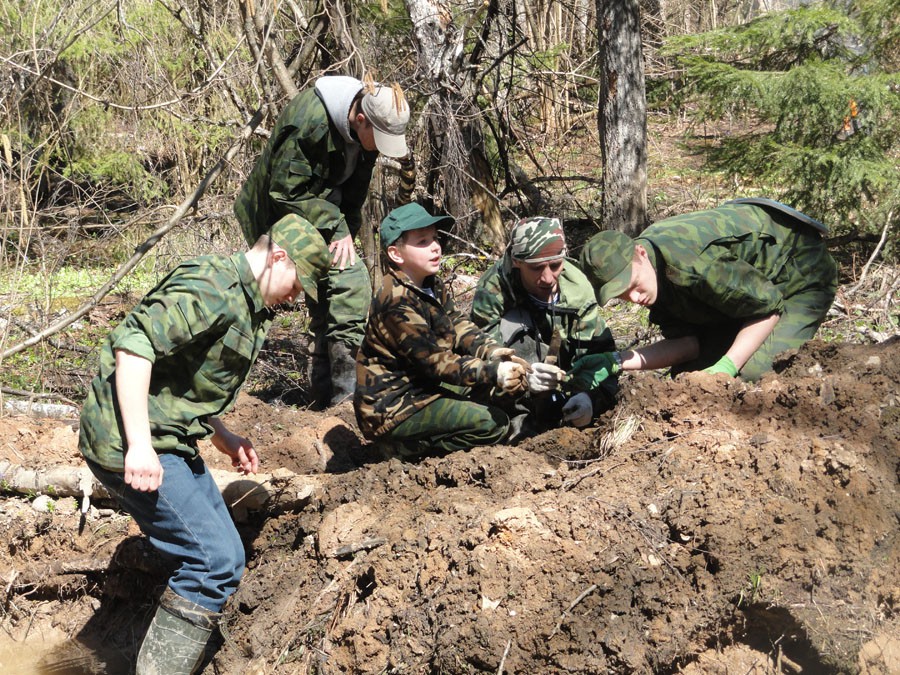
0,337,897,674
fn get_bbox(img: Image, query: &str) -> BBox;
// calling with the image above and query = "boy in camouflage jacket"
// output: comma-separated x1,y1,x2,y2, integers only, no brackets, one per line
79,216,330,674
579,198,838,382
471,217,618,432
354,203,528,457
234,75,410,408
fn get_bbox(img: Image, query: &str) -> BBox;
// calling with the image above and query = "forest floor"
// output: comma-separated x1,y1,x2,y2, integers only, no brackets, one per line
0,284,898,674
0,114,898,674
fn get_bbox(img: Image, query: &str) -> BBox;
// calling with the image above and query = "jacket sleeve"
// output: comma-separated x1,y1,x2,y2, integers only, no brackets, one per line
380,294,499,388
266,124,351,243
469,266,507,342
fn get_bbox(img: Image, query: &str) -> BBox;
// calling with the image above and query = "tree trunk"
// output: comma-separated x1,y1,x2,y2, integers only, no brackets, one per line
0,460,320,522
597,0,648,236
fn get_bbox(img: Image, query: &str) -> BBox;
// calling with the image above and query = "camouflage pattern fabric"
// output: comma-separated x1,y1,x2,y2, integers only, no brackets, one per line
509,217,566,262
79,253,272,470
268,214,332,302
378,391,509,457
471,255,618,413
354,268,505,440
306,256,372,346
586,202,838,381
233,87,376,246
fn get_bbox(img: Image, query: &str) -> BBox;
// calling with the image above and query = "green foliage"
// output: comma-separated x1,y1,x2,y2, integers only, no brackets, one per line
662,3,900,242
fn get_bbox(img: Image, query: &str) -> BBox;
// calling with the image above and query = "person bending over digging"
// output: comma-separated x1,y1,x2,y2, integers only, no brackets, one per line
577,198,838,386
78,215,330,674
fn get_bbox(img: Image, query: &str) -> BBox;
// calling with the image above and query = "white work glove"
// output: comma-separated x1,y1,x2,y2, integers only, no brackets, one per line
496,360,527,395
527,362,565,393
562,392,593,428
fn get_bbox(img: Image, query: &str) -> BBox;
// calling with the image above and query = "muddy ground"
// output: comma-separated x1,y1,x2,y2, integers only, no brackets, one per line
0,335,897,674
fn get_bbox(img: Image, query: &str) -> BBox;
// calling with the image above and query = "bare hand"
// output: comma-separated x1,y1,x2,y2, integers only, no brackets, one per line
211,426,259,475
329,234,357,270
124,440,164,492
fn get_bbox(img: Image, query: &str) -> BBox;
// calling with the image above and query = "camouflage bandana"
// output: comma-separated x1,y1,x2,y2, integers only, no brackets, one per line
509,217,566,263
269,214,331,302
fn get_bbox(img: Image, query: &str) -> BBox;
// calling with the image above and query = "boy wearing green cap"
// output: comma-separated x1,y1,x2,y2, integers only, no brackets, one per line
578,198,838,382
79,214,330,674
471,216,618,433
354,203,528,457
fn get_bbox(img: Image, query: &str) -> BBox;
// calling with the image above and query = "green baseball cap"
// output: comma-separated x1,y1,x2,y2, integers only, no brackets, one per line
509,217,566,262
380,203,454,248
269,214,331,302
579,230,637,305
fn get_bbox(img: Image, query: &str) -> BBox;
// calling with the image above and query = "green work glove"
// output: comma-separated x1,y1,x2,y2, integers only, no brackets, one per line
569,352,621,391
703,355,739,377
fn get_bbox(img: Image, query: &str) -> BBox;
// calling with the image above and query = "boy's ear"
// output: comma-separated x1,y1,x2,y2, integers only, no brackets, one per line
633,244,647,261
386,244,404,266
267,244,289,266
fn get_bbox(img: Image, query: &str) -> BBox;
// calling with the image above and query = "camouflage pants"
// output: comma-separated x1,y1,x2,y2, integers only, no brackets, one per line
381,389,510,458
306,256,372,348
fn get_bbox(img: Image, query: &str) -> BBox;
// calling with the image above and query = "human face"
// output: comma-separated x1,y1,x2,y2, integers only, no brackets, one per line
513,258,564,302
260,254,303,307
388,225,442,287
352,112,378,153
617,245,658,306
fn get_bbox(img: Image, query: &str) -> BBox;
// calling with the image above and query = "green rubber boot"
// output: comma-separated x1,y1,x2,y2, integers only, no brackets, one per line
136,589,220,675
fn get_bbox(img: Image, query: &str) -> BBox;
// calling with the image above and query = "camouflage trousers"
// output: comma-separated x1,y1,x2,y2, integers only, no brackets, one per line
306,256,372,348
380,387,510,458
672,241,838,381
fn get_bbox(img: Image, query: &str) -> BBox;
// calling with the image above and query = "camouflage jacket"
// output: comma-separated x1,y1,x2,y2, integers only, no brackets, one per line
233,87,377,246
79,254,271,471
638,203,836,338
471,256,618,405
354,268,503,440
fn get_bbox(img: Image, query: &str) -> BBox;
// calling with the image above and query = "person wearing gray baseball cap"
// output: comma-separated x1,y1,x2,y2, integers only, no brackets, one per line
234,74,411,409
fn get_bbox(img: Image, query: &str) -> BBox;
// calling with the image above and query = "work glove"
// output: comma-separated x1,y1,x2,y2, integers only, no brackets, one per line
562,392,593,428
569,352,620,391
703,355,739,377
496,360,527,395
526,362,565,393
489,347,530,371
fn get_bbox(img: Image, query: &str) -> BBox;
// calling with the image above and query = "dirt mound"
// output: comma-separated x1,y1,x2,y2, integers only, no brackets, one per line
0,338,897,674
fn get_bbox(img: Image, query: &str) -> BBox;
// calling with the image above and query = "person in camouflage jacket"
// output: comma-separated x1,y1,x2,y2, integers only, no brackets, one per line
234,75,410,408
471,217,618,433
355,203,528,457
79,216,330,674
579,198,838,382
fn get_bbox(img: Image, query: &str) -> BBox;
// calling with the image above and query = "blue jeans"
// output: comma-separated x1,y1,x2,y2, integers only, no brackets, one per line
87,454,245,613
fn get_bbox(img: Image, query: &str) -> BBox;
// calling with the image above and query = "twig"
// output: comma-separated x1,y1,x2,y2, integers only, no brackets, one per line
549,584,598,638
849,209,893,294
497,639,512,674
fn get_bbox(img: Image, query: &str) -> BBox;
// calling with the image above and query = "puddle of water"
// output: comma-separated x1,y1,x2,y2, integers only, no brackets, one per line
0,631,67,675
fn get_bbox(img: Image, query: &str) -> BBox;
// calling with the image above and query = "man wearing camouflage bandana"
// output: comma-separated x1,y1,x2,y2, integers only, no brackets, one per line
579,198,838,382
234,75,410,408
79,215,330,673
471,217,619,435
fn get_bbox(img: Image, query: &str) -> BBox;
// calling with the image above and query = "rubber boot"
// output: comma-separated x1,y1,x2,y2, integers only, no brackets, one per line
308,333,333,409
136,588,220,675
327,341,358,407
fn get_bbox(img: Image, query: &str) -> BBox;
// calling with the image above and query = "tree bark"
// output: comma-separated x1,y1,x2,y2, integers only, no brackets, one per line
597,0,648,236
0,460,320,521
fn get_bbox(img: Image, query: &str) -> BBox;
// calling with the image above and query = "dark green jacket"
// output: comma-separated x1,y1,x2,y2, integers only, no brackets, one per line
234,87,376,245
470,256,618,406
79,254,271,470
355,269,503,440
638,203,836,338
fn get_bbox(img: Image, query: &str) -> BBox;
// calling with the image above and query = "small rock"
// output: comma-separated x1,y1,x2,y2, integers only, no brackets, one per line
32,495,55,513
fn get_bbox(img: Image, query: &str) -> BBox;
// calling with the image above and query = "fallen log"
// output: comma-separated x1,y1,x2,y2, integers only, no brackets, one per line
0,460,321,519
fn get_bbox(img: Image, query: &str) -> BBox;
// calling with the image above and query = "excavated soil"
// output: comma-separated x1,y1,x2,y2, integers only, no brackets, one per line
0,338,898,674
